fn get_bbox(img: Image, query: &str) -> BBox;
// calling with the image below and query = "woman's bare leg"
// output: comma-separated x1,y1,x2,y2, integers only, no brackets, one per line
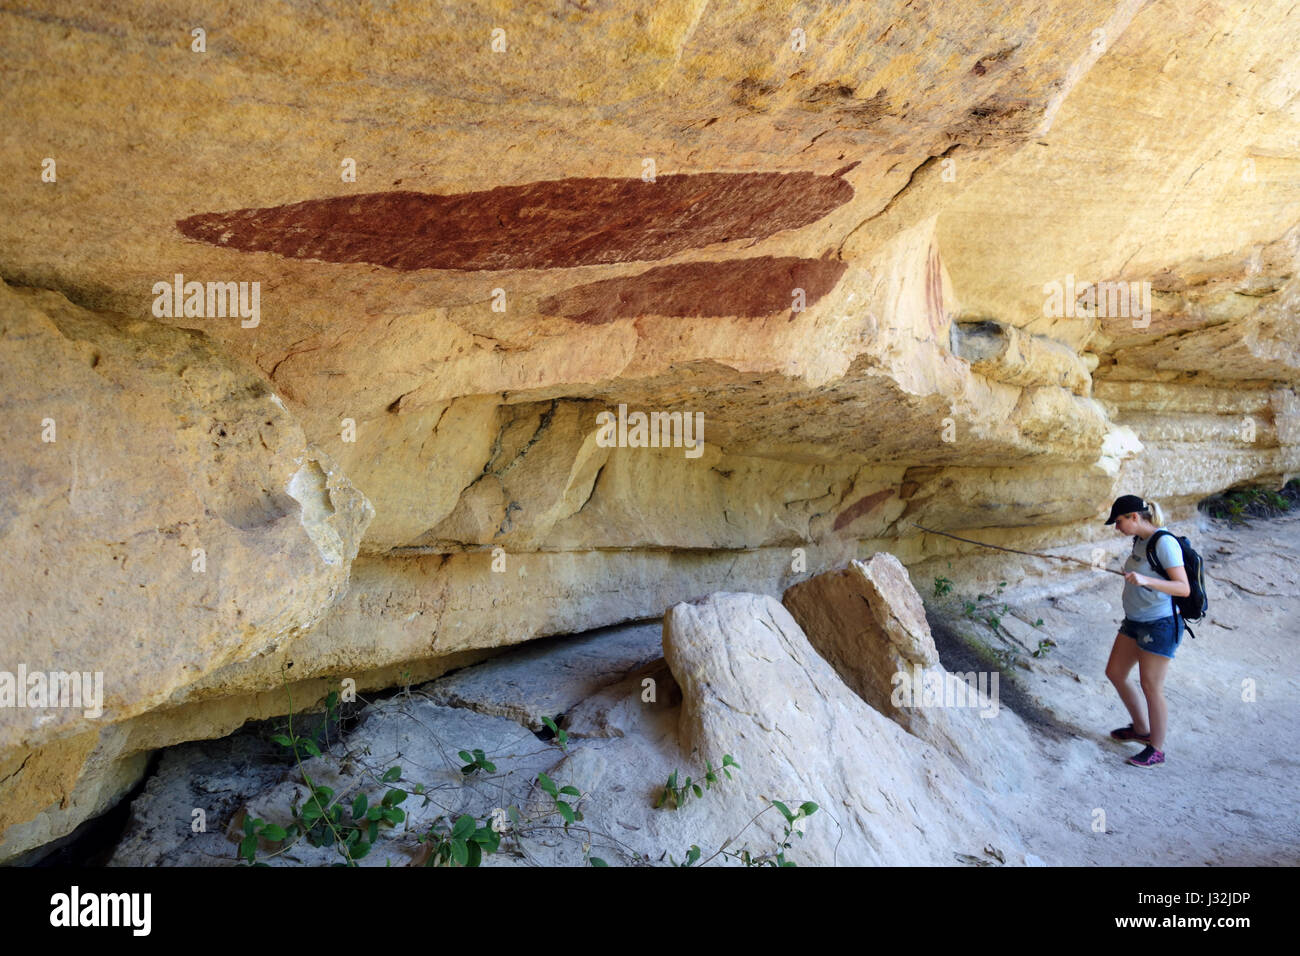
1104,633,1148,735
1137,649,1172,750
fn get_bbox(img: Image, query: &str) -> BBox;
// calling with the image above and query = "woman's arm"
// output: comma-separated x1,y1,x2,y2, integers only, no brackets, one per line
1124,565,1190,598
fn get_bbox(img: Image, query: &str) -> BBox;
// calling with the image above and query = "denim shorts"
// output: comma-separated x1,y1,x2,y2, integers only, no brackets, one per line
1119,615,1183,659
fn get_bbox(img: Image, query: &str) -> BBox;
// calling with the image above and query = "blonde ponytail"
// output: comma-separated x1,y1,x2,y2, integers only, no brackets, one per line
1144,499,1165,526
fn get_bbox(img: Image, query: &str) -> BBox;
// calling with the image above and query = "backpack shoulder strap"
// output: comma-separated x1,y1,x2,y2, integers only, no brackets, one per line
1145,529,1173,578
1145,530,1193,635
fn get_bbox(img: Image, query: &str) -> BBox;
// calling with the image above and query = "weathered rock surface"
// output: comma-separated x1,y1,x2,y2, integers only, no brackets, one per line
782,553,937,718
0,282,372,857
10,1,1292,586
421,620,663,730
784,553,939,697
781,552,1031,787
662,592,1025,864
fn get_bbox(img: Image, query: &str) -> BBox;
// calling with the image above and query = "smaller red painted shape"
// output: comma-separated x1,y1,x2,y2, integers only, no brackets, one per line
538,256,848,324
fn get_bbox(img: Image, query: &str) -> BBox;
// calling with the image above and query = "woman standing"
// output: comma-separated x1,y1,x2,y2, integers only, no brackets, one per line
1101,495,1191,768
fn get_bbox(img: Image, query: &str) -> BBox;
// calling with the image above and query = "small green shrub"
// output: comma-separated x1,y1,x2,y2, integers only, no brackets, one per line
458,749,497,775
539,715,568,751
1201,481,1300,524
725,801,819,867
537,771,585,826
654,755,738,810
418,814,501,867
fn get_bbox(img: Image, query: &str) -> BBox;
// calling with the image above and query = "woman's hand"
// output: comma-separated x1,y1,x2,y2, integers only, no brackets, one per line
1125,567,1191,597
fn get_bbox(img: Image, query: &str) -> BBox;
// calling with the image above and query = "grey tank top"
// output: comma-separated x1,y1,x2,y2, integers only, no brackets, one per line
1121,530,1183,622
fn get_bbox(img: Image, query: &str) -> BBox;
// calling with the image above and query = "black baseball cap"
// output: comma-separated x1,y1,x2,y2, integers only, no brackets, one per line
1104,494,1147,524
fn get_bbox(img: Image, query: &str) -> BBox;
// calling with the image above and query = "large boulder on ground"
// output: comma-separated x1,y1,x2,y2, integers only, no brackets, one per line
782,552,939,718
662,592,1026,864
782,554,1036,787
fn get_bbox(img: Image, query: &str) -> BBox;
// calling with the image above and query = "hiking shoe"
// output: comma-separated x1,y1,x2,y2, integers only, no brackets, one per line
1126,745,1165,768
1110,724,1152,743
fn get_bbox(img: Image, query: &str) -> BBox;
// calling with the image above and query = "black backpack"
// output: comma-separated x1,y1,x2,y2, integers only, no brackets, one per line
1146,529,1209,638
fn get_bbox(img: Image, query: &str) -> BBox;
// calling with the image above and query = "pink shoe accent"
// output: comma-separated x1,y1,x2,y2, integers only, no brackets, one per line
1126,746,1165,768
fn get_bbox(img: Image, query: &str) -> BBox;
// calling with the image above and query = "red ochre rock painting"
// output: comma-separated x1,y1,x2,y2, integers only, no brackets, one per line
832,488,893,532
176,170,855,272
538,256,848,324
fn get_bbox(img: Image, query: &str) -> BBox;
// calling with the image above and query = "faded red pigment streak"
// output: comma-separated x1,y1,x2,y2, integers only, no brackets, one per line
175,171,854,271
538,256,848,324
832,489,893,532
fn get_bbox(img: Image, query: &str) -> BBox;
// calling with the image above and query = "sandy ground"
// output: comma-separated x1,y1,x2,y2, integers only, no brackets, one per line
943,511,1300,865
92,510,1298,868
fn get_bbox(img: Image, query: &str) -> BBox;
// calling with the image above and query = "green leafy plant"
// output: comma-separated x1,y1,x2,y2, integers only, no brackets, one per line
933,575,954,598
249,681,410,866
654,755,738,810
418,813,501,867
1201,480,1300,524
725,800,819,867
669,844,703,867
539,715,568,751
537,772,585,826
458,748,497,775
235,813,289,865
955,581,1036,650
241,677,811,868
270,689,342,760
287,771,407,865
1032,638,1057,658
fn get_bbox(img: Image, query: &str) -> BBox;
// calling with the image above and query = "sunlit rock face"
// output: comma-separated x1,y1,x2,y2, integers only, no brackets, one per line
1,0,1298,857
0,282,372,857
